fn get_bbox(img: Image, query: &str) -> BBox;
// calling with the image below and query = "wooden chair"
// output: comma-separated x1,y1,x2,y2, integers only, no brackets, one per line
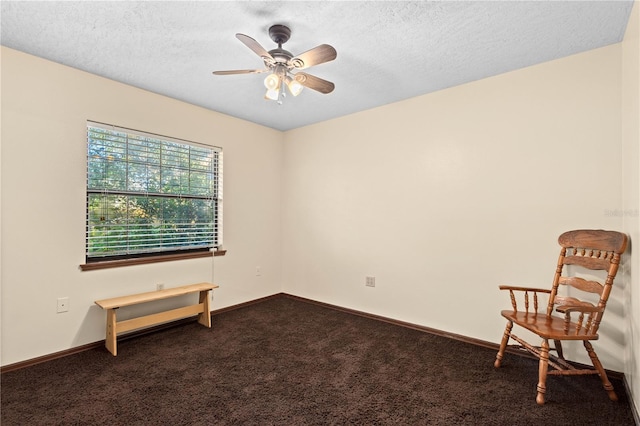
494,229,628,405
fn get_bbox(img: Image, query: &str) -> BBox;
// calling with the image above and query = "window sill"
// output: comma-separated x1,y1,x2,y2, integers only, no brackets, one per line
79,250,227,271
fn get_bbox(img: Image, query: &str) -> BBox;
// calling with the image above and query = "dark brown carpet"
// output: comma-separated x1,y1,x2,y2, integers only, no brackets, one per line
1,295,636,425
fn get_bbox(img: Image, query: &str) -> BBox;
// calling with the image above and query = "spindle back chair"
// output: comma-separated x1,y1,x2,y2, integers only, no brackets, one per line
494,229,627,405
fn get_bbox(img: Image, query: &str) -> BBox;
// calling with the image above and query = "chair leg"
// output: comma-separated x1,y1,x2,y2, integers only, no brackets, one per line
553,339,564,359
584,341,618,401
536,339,550,405
494,320,513,368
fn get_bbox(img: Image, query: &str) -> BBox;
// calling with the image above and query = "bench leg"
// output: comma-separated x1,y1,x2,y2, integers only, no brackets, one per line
105,309,118,356
197,290,212,328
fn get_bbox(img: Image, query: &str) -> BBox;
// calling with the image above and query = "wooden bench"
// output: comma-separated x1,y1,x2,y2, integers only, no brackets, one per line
95,282,218,356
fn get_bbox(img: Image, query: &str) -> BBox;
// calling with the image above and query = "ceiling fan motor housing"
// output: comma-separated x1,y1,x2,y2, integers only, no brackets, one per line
268,48,293,65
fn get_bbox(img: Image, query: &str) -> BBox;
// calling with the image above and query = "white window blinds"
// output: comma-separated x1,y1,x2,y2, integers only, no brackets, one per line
86,121,222,261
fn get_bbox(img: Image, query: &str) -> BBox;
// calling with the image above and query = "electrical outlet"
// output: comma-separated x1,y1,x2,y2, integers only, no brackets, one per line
156,283,165,291
365,276,376,287
57,297,69,313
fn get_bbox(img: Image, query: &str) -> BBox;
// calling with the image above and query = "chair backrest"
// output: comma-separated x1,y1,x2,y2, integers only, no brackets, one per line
546,230,628,334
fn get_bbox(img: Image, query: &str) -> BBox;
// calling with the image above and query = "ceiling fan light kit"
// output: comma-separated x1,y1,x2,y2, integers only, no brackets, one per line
213,24,337,104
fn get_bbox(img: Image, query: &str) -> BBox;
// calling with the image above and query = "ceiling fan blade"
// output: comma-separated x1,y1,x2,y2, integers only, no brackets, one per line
291,44,337,70
212,69,268,75
294,72,335,94
236,33,274,63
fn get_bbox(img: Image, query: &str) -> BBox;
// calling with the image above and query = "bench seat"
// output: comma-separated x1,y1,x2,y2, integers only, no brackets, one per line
95,282,218,356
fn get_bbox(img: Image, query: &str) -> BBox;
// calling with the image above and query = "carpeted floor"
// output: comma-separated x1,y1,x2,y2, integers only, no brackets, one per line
1,295,636,425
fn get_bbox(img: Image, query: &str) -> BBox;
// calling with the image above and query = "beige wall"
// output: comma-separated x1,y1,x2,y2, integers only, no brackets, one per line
622,0,640,415
282,44,625,369
0,47,284,365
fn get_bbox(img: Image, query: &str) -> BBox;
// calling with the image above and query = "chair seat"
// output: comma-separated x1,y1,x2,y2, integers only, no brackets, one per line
500,310,598,341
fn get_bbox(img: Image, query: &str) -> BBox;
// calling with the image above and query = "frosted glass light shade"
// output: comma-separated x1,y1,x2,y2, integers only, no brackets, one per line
286,77,303,96
264,88,279,101
264,73,280,90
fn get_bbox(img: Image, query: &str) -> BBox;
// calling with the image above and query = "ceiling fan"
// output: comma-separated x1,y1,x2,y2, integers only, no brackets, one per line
212,24,337,104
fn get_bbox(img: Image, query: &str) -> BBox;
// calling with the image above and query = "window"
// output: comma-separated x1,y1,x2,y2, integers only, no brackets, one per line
84,121,222,267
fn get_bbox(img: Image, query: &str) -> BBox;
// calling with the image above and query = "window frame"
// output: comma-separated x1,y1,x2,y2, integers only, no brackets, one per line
80,121,224,271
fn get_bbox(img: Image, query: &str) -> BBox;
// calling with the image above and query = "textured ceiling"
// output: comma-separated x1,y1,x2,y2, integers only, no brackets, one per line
1,1,634,131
